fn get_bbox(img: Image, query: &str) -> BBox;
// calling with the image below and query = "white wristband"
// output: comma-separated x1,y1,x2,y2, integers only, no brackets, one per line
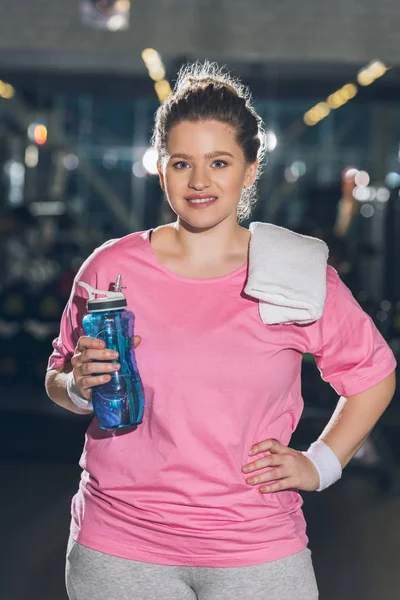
302,440,342,492
66,371,93,411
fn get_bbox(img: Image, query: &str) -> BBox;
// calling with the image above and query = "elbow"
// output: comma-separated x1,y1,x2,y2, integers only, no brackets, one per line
44,364,71,400
44,369,57,400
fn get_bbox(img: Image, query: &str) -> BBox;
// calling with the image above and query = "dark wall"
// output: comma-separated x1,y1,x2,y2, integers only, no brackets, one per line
0,0,399,74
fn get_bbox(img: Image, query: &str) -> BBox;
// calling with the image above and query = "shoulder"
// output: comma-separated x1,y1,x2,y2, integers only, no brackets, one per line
317,266,366,332
94,230,150,261
324,265,354,310
249,221,328,255
75,230,150,279
325,265,340,297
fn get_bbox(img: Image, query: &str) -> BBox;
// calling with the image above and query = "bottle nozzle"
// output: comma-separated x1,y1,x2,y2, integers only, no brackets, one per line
114,274,124,293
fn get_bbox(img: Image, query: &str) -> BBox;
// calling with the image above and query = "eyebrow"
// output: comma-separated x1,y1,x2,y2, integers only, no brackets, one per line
169,151,235,160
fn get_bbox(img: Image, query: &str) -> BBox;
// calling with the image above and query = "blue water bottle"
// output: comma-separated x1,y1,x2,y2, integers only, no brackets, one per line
77,275,145,429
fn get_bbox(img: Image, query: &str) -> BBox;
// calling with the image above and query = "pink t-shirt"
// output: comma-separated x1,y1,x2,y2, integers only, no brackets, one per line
48,229,396,567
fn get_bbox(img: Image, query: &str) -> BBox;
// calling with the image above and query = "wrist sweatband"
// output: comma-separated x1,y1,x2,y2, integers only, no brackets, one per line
66,371,93,411
302,440,342,492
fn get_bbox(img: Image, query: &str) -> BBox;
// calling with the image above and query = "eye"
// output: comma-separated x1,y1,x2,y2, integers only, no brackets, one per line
212,159,228,168
172,161,190,169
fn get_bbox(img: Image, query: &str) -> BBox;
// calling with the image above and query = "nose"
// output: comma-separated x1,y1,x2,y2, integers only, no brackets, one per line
188,166,211,191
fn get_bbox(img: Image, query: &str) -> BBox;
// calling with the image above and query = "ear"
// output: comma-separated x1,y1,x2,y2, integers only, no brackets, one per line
157,162,165,191
244,159,258,188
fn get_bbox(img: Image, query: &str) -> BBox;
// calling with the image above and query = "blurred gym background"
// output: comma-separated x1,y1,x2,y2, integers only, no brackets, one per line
1,1,400,599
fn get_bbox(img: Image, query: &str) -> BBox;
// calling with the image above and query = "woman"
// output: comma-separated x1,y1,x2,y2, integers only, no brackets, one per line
45,62,396,600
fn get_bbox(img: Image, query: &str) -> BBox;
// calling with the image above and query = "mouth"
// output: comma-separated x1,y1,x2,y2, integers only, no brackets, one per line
185,196,218,208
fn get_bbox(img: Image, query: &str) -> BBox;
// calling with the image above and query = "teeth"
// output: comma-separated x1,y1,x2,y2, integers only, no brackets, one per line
188,197,217,204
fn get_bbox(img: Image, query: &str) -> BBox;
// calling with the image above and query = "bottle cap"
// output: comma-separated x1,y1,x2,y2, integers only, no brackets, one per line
77,275,127,313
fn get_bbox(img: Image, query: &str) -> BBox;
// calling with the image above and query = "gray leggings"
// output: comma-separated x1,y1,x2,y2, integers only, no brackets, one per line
66,538,319,600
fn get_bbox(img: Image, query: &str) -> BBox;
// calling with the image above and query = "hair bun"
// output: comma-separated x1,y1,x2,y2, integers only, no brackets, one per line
179,75,238,97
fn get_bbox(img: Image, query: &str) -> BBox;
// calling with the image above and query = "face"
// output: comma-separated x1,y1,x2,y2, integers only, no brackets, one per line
157,119,258,230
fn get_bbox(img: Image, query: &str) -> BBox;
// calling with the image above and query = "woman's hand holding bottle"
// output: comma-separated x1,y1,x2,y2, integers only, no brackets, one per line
71,335,142,400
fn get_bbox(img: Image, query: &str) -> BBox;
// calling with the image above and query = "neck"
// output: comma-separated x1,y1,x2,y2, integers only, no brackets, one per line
170,217,250,265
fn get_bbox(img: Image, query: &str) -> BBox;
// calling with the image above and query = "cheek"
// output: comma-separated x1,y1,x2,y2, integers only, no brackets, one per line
219,170,246,191
163,173,181,196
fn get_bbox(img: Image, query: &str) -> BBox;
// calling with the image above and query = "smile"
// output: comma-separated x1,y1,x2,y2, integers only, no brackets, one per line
186,197,217,204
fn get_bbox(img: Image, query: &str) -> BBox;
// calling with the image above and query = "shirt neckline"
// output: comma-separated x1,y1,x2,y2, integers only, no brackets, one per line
144,228,248,283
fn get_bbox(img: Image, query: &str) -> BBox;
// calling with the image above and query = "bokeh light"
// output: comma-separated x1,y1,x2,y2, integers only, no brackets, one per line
385,172,400,188
25,145,39,168
62,154,79,170
142,148,158,175
32,124,48,145
264,131,277,152
360,203,375,218
355,171,370,187
376,187,390,202
132,161,147,178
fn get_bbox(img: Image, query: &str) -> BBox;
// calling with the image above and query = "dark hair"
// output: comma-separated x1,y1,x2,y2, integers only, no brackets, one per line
151,61,266,222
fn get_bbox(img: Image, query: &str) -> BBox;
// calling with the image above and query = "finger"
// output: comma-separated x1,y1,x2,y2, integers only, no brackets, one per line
249,439,287,456
79,362,120,376
77,336,106,352
242,454,285,474
259,478,294,494
133,335,142,349
246,466,286,486
78,373,113,390
79,348,119,364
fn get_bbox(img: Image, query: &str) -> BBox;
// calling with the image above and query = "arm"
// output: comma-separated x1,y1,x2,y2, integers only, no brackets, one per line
242,370,396,492
243,268,397,492
318,370,396,467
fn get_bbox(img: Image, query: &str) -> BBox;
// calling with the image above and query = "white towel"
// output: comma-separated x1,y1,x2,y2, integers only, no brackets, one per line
244,222,329,325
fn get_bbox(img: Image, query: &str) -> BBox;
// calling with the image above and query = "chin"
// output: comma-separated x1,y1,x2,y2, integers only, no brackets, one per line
170,200,236,227
178,210,236,232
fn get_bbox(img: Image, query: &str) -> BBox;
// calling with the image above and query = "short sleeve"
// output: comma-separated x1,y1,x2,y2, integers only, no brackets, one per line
309,267,396,397
47,253,98,371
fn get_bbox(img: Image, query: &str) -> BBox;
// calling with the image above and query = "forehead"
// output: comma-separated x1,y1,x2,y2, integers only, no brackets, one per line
166,119,238,152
